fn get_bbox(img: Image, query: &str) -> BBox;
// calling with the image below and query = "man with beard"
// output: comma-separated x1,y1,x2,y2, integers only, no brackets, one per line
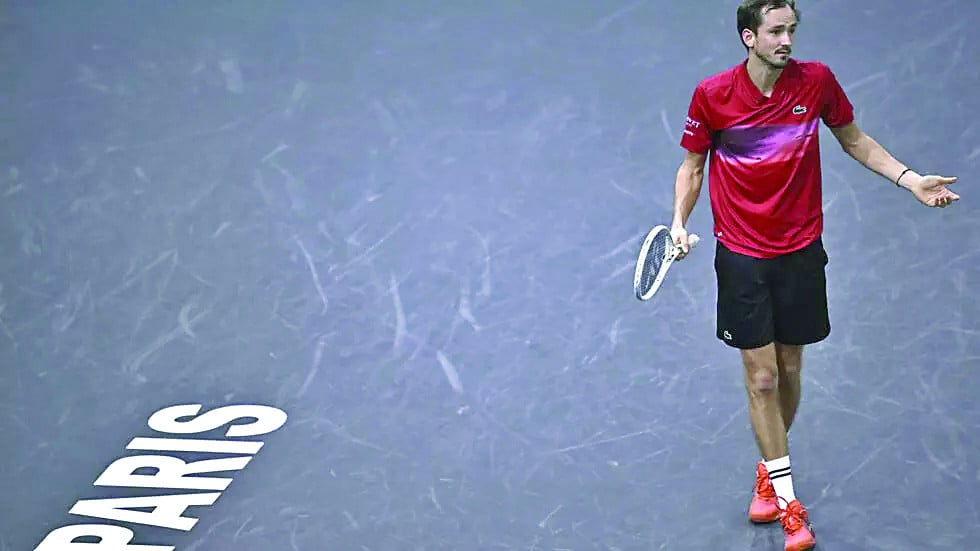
668,1,960,550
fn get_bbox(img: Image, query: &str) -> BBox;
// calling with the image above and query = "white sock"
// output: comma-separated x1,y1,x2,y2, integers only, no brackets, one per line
763,455,796,509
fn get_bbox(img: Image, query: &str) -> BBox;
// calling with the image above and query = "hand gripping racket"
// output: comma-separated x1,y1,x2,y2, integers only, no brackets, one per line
633,225,700,301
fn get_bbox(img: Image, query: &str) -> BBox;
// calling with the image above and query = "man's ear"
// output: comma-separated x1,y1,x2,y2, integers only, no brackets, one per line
741,28,755,49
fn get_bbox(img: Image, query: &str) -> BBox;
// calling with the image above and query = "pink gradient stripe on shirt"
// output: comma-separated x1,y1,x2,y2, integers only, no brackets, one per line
714,119,819,163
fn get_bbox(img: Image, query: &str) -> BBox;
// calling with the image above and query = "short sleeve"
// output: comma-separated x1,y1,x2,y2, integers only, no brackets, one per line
680,84,713,154
820,64,854,128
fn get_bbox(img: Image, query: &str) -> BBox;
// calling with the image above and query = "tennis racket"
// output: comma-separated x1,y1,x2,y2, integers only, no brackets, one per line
633,225,700,301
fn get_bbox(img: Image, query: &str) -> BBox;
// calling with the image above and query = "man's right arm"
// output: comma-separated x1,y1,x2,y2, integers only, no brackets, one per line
671,150,707,255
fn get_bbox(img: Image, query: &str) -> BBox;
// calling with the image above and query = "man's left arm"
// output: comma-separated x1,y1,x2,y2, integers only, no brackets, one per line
830,122,960,208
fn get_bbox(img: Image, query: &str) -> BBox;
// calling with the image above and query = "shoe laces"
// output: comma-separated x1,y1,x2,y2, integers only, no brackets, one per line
779,499,809,533
754,463,776,498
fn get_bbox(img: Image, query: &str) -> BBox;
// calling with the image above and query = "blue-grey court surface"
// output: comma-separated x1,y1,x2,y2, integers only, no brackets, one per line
3,1,979,550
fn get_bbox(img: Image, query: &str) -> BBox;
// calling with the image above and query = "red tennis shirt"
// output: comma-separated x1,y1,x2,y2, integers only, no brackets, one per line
680,58,854,258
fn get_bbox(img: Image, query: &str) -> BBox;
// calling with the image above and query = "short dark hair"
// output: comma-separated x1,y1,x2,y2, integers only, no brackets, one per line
737,0,801,49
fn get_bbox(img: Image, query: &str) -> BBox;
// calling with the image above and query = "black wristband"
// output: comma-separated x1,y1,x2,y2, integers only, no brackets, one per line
896,168,912,187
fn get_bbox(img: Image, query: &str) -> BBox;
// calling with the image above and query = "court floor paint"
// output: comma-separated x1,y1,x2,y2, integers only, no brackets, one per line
3,1,978,550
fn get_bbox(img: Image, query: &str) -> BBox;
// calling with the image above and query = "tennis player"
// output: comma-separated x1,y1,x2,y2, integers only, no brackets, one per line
668,1,959,549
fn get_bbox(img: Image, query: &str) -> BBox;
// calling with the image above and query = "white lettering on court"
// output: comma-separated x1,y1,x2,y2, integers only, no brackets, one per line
33,404,287,550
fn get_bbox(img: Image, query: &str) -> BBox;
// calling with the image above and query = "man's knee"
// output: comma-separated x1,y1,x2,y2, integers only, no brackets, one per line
747,368,777,393
775,343,804,377
741,346,779,394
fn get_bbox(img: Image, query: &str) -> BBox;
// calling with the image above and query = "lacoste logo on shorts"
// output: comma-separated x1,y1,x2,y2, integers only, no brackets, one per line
792,105,807,115
723,330,733,340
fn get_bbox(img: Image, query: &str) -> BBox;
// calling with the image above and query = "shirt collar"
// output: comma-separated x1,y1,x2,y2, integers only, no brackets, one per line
737,57,799,104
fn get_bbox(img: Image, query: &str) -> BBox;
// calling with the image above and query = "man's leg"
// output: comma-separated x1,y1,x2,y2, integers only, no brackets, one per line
743,343,799,515
713,241,791,461
772,237,829,434
774,343,804,432
740,343,788,460
714,241,787,524
731,243,820,520
764,240,827,550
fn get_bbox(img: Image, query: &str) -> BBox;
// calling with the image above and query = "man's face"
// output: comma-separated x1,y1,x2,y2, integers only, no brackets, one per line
744,6,797,68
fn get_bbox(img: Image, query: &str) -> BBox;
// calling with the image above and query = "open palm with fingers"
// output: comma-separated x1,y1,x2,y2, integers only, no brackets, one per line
910,175,959,208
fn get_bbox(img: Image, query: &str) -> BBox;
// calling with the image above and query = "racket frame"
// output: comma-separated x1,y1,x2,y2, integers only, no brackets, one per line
633,225,700,301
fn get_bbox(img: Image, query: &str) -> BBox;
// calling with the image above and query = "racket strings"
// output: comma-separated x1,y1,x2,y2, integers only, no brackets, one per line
639,232,671,294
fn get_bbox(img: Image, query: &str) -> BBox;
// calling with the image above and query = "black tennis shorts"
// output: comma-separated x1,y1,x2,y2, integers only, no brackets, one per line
714,237,830,349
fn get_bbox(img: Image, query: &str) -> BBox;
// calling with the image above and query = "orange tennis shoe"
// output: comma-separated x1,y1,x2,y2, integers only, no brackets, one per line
749,461,780,523
780,499,816,551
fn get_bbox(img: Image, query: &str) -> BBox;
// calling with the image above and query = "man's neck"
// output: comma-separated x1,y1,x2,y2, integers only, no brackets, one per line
745,54,784,98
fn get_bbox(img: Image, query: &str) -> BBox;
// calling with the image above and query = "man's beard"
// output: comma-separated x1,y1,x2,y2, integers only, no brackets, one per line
758,49,790,68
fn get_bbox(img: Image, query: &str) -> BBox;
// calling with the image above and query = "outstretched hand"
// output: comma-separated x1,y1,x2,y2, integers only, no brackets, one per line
909,174,959,208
